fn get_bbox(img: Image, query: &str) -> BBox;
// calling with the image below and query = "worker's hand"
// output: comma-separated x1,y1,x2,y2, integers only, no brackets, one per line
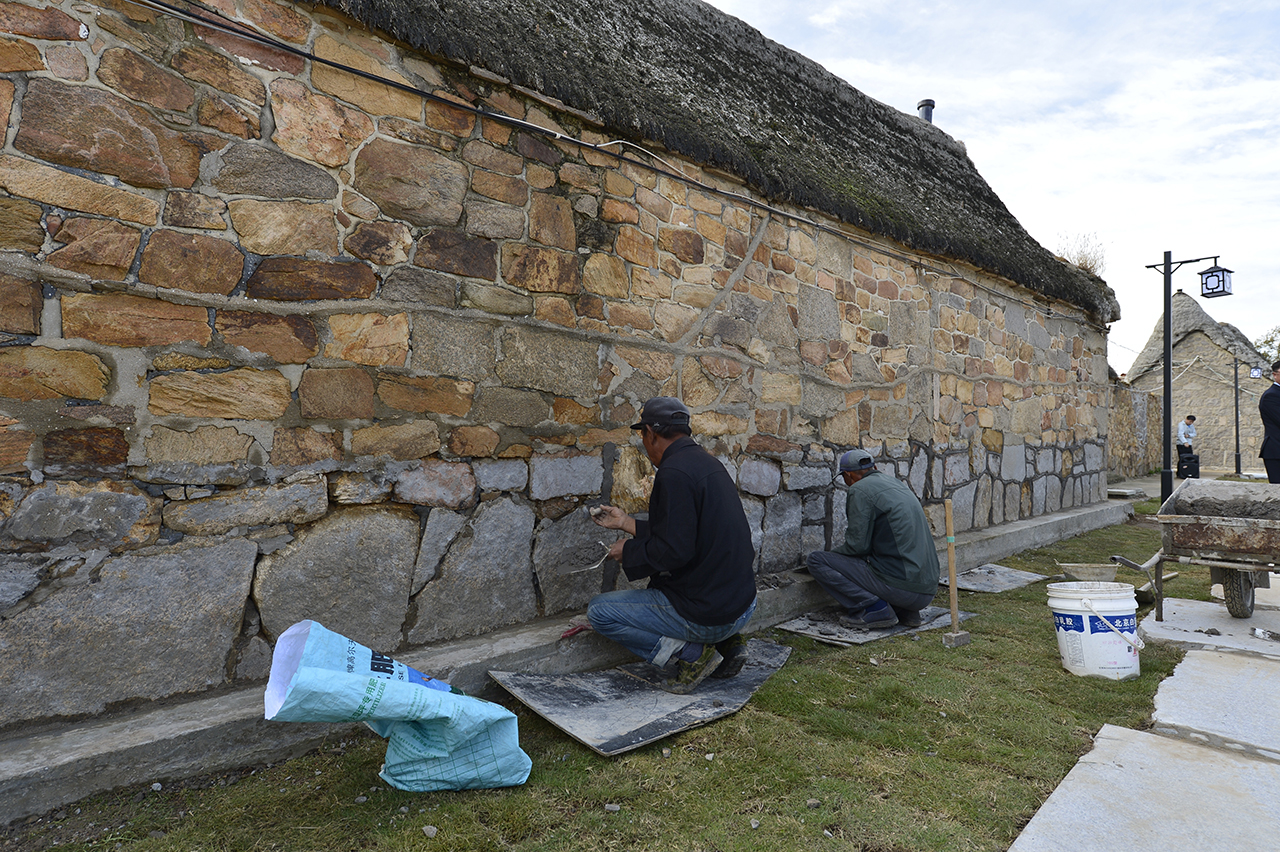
590,504,628,530
607,537,626,562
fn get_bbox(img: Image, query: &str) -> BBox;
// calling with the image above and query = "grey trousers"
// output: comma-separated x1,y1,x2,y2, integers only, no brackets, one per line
806,550,934,615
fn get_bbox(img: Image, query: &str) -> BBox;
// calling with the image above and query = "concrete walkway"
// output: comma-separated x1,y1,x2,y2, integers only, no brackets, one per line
1012,469,1280,851
1,485,1137,826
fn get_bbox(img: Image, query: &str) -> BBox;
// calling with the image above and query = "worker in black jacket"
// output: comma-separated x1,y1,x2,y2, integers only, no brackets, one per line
1261,361,1280,483
589,397,757,694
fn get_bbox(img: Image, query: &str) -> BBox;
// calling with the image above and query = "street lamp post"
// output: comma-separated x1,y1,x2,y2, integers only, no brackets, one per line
1145,253,1232,505
1234,358,1242,476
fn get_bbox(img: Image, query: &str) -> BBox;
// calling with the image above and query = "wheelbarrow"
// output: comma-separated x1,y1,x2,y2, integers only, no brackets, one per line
1111,479,1280,620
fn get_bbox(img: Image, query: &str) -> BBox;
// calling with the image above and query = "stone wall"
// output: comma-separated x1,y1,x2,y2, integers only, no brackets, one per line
1106,381,1161,479
0,0,1112,731
1128,331,1271,473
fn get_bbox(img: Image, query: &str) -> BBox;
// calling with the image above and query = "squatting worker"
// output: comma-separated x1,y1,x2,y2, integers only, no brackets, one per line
806,448,941,629
1260,361,1280,484
588,397,757,694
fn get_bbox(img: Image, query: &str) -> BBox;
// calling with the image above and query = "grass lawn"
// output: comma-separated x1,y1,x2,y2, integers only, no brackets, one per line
7,517,1209,852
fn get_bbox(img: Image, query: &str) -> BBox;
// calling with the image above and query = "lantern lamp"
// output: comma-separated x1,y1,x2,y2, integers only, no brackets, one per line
1199,263,1233,298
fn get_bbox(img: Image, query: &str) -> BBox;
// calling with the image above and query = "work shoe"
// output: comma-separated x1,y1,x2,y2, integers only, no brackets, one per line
662,645,723,694
711,634,748,679
893,607,925,628
839,601,898,630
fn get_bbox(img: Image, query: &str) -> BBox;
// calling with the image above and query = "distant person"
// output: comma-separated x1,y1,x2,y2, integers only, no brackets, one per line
588,397,757,694
1260,362,1280,484
1176,415,1196,458
806,449,940,629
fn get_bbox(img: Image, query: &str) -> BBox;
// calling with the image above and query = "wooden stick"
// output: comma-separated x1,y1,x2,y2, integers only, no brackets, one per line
943,498,971,648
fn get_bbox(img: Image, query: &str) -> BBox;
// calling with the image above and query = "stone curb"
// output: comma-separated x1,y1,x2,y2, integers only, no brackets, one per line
0,498,1130,826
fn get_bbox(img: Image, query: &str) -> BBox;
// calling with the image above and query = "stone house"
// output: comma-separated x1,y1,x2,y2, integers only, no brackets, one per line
0,0,1119,735
1126,289,1270,473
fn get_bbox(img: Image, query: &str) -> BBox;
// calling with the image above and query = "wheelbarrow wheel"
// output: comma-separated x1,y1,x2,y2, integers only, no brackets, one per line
1222,568,1256,618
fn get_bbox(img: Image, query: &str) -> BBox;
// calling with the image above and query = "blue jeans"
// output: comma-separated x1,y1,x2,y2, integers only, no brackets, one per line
587,589,757,667
806,550,934,615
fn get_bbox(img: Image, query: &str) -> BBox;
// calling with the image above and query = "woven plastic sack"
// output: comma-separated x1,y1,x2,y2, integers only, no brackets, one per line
264,620,531,791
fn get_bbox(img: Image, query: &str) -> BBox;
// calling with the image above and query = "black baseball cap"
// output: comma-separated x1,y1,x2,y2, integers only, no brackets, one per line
630,397,691,430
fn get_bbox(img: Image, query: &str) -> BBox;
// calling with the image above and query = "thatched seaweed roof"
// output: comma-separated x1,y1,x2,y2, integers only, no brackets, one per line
1127,290,1265,384
319,0,1119,322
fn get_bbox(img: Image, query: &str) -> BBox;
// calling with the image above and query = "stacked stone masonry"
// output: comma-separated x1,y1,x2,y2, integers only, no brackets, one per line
0,0,1111,729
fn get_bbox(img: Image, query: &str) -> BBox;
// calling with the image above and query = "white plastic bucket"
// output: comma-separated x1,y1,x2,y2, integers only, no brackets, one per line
1046,581,1142,680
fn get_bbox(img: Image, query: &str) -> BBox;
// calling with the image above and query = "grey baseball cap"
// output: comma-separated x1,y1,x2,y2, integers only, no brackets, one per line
837,448,875,472
630,397,691,430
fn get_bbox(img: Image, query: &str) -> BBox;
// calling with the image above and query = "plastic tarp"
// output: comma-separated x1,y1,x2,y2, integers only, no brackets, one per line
264,620,531,791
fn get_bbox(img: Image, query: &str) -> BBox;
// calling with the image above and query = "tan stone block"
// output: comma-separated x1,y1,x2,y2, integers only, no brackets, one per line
312,35,421,120
761,372,802,405
171,44,266,105
583,253,628,298
196,94,259,139
342,191,380,220
355,137,467,228
600,198,638,224
0,79,12,128
423,93,476,138
237,0,308,42
607,301,653,330
291,367,369,420
0,197,43,252
459,282,533,315
98,47,194,111
246,257,377,301
534,296,576,327
353,420,442,460
635,187,672,222
164,191,227,230
691,410,748,437
502,244,580,294
699,355,743,380
377,374,474,417
0,272,39,334
216,311,318,363
631,267,671,300
617,346,675,380
616,225,656,267
345,221,411,265
145,424,252,464
0,36,43,72
658,227,705,264
471,170,528,206
150,368,291,419
0,347,108,401
604,170,635,197
0,156,159,225
609,444,654,513
0,2,89,38
822,407,860,445
16,79,207,190
530,194,575,250
447,424,499,457
681,359,718,407
325,312,409,367
0,429,33,473
46,218,140,280
63,292,210,347
463,140,522,175
654,302,697,342
270,78,372,167
552,398,598,426
228,199,339,256
139,230,244,295
153,352,229,372
579,426,633,448
272,427,344,466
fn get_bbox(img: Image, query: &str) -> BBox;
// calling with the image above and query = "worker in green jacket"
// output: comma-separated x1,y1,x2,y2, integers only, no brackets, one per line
807,448,940,629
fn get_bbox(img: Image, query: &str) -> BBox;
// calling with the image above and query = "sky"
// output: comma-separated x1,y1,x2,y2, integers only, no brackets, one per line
703,0,1280,374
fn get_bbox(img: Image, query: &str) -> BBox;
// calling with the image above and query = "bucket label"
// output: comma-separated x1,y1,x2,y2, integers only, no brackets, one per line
1053,612,1085,632
1089,613,1136,635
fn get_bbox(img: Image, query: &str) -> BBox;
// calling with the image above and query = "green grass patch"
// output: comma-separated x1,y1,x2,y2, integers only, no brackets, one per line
8,522,1189,852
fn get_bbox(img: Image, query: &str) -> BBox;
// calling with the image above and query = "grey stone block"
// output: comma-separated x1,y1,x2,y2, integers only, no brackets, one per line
163,474,328,535
474,458,528,492
739,457,781,497
412,508,467,594
529,453,603,500
760,491,802,572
